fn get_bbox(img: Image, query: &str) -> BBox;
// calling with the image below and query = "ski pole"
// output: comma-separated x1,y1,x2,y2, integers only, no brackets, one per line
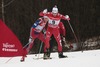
67,20,79,45
67,20,84,52
5,57,13,63
67,20,85,52
37,41,43,59
23,42,30,48
67,20,78,43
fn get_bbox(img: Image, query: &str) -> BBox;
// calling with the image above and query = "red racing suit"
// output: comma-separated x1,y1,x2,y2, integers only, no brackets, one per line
39,12,70,52
25,17,47,54
59,22,66,37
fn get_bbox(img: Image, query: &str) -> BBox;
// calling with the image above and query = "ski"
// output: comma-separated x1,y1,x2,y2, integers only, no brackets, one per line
33,56,68,60
33,57,52,60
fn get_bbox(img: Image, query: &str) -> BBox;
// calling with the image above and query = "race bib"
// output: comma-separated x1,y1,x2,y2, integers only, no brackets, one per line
49,19,60,25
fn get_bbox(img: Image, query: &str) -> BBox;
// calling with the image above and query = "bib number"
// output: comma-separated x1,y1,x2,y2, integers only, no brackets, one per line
52,20,55,24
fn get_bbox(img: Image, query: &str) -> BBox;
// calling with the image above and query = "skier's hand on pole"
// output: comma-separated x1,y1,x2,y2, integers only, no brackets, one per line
42,29,46,38
61,36,70,49
65,15,70,21
62,36,66,42
43,9,48,13
66,17,78,44
42,29,46,34
29,37,33,43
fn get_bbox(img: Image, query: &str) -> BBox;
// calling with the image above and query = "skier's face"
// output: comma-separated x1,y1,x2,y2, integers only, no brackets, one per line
44,18,48,23
52,13,57,16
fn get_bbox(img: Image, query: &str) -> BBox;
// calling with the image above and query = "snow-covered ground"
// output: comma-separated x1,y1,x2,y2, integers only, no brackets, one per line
0,49,100,67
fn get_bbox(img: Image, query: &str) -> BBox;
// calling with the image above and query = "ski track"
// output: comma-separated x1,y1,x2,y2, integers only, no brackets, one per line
0,49,100,67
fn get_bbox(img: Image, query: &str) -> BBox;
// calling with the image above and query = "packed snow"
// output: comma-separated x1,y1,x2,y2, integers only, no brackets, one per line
0,49,100,67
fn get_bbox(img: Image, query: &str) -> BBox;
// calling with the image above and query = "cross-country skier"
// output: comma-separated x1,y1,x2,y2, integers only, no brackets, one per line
21,16,48,61
39,5,70,59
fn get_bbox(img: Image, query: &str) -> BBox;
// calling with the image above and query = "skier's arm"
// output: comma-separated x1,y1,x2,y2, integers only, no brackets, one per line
39,11,45,16
60,14,70,21
29,19,41,37
39,9,47,16
29,19,41,42
32,19,41,28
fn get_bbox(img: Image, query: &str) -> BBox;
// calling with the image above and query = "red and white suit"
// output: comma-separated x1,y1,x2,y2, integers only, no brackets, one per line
25,17,47,53
59,22,66,37
39,12,69,52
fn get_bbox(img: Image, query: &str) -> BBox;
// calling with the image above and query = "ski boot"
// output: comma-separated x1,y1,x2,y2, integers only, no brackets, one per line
43,52,49,59
43,49,51,60
20,55,25,62
20,48,28,62
58,52,67,58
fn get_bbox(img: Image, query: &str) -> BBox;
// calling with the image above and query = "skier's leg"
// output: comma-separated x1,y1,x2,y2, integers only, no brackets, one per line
38,33,47,53
43,28,52,59
21,38,35,62
53,28,67,58
53,28,62,52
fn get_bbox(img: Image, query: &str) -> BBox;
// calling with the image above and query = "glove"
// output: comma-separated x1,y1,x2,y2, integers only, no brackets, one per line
42,29,46,34
65,15,70,20
62,36,66,42
43,9,47,13
29,37,33,43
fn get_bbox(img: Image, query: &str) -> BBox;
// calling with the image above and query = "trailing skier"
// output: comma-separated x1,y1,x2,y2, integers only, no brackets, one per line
21,16,49,61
